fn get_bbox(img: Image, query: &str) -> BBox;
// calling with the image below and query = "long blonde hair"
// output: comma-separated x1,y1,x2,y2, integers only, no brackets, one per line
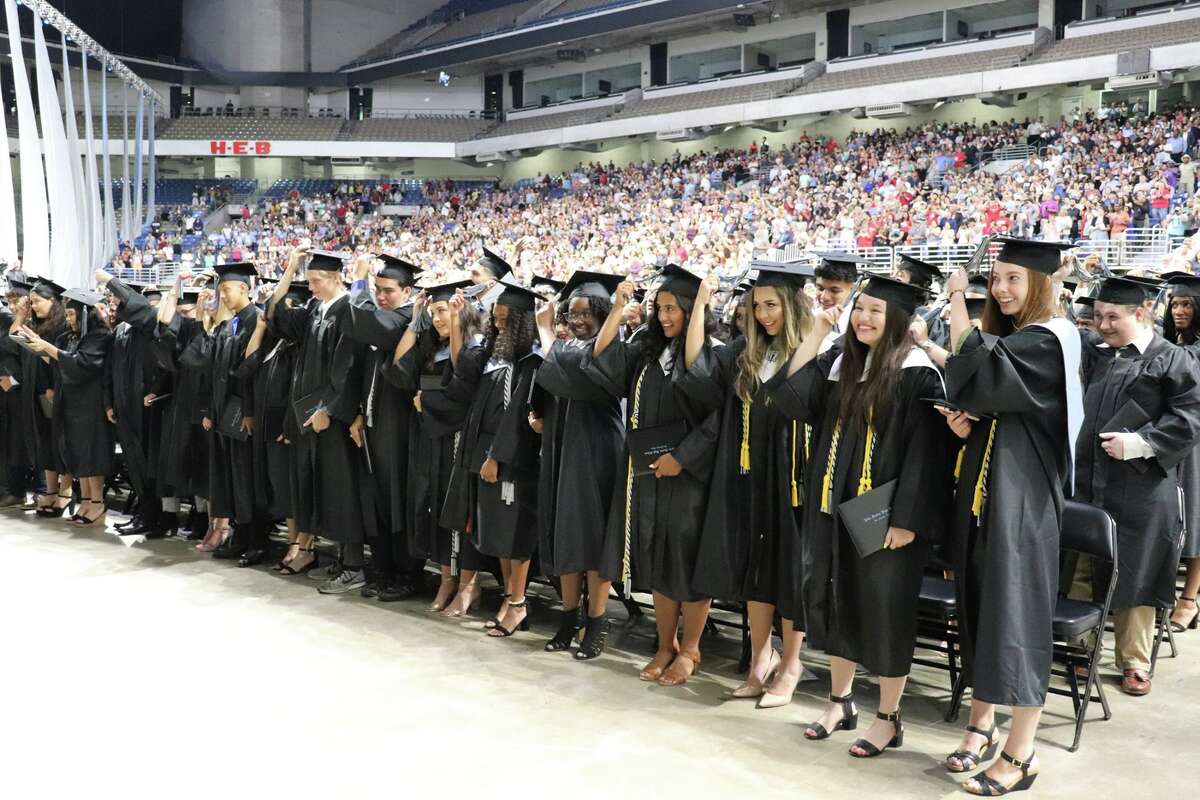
735,283,813,403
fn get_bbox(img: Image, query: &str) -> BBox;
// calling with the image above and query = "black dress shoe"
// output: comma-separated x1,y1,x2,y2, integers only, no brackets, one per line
115,516,142,531
143,526,177,541
360,580,381,599
237,548,267,568
378,581,417,602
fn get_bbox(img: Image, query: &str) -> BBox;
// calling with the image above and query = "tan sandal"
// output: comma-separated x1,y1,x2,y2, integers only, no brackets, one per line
657,649,701,686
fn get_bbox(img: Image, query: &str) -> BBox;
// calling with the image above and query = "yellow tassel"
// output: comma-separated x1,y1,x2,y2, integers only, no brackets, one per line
790,421,800,507
970,419,998,522
739,400,752,473
820,420,841,514
856,422,875,496
953,444,965,480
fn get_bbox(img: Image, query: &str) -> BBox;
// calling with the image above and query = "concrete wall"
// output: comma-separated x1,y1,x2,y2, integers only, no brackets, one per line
366,76,485,113
309,0,446,71
182,0,306,71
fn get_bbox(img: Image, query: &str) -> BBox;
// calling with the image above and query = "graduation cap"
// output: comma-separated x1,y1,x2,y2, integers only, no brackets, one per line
376,253,422,285
63,288,104,335
1062,280,1079,294
631,288,647,304
1165,274,1200,298
1122,274,1164,292
177,287,205,305
261,277,312,302
30,277,65,299
1074,297,1096,315
562,270,622,302
750,259,815,292
993,237,1073,276
531,274,567,295
141,284,164,300
495,275,539,313
812,251,870,283
1094,276,1150,307
966,274,989,295
859,274,931,315
477,247,512,281
894,254,942,289
306,250,345,274
215,262,259,285
965,297,987,321
656,263,703,301
424,279,473,304
6,278,31,295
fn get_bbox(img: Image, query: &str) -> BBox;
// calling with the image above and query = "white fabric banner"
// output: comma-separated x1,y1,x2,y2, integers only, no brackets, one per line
133,94,144,242
60,33,90,288
101,67,116,264
81,54,104,269
4,0,50,276
0,54,18,264
121,86,132,244
33,17,79,285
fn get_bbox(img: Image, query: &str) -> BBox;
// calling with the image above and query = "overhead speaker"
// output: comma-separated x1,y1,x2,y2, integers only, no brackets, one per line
733,13,755,27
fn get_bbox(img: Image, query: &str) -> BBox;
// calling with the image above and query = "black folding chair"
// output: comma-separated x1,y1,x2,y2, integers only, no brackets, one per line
1050,499,1118,753
914,574,964,722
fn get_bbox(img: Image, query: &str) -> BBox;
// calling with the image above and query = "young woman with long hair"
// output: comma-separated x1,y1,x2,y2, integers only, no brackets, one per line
1163,276,1200,633
940,238,1082,795
587,265,719,686
772,275,951,757
5,279,70,516
388,281,487,615
680,262,813,707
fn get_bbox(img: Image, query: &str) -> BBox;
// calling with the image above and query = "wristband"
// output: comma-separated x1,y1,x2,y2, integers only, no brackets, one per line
948,289,965,301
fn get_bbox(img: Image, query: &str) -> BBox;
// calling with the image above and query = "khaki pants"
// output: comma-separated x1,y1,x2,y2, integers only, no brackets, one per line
1068,556,1156,672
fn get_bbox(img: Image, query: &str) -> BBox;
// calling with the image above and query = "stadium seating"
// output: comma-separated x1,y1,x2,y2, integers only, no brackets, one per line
792,44,1034,96
341,116,492,142
615,72,809,119
105,178,256,209
1025,16,1200,64
159,116,345,141
420,0,543,46
481,104,618,137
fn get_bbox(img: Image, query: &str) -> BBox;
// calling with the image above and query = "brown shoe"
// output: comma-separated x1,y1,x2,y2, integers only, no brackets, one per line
1121,668,1151,696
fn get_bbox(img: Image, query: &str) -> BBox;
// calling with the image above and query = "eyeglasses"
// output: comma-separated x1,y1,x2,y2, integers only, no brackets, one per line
565,312,595,323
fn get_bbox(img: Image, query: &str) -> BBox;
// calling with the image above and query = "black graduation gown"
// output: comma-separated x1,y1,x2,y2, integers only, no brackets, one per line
344,297,413,540
0,315,30,471
2,321,66,473
773,347,950,676
53,327,114,478
452,350,541,561
270,294,367,544
1075,334,1200,609
680,340,807,619
945,325,1072,707
1171,340,1200,559
235,330,297,520
583,339,719,602
105,280,170,496
157,316,211,499
534,338,624,576
205,304,260,523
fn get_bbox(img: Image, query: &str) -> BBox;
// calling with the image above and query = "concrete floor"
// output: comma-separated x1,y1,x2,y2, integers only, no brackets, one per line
0,508,1193,799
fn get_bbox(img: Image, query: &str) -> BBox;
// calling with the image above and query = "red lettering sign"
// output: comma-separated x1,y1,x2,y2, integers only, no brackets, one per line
207,140,273,156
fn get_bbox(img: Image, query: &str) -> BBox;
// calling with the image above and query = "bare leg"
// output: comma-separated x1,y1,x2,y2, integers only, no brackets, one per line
659,598,711,685
285,530,317,572
735,601,778,693
585,572,611,619
489,558,531,636
1171,559,1200,627
442,568,480,616
39,470,59,508
764,621,805,697
946,699,998,770
559,572,582,612
806,656,858,737
849,675,908,755
639,592,680,680
494,558,513,621
965,706,1042,791
55,474,74,508
430,563,457,611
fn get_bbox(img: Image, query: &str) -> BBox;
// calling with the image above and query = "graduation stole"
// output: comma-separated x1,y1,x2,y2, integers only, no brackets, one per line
820,413,877,514
971,419,999,525
620,364,650,582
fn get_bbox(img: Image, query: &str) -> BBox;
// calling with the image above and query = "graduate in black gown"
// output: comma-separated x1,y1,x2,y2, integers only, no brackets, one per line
896,253,947,347
940,239,1082,795
772,275,951,757
0,279,34,507
344,253,424,600
1069,276,1200,697
100,277,171,537
1163,274,1200,633
268,246,369,593
449,278,542,638
5,278,70,516
30,289,113,527
586,265,720,687
533,271,624,659
386,280,484,615
680,260,813,707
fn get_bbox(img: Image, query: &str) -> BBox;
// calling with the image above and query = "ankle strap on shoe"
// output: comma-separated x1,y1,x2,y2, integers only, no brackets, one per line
876,710,900,722
508,598,528,608
1000,751,1034,770
965,723,995,738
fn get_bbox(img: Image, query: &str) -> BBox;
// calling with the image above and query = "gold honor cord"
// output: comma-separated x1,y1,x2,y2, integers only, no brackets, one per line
820,414,877,514
621,365,649,583
740,400,752,473
790,421,801,508
971,419,999,525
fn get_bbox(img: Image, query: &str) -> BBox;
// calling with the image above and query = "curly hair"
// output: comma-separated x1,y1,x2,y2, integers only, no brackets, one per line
31,298,67,341
486,305,536,362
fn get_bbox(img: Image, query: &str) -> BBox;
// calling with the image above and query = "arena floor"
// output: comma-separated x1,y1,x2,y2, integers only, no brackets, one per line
1,509,1191,799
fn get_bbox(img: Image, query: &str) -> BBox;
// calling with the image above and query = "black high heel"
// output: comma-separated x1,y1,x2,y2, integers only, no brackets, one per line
574,614,609,660
1170,596,1199,633
544,606,583,652
279,546,317,576
37,491,73,518
945,723,1001,773
484,592,511,630
964,751,1039,796
850,710,904,758
69,497,93,524
805,694,858,740
488,598,529,637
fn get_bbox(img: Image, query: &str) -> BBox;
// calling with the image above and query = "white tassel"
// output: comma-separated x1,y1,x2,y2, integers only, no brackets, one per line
502,481,515,505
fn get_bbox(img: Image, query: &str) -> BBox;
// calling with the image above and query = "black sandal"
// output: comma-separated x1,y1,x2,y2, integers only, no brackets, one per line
849,710,904,758
37,491,73,518
484,593,511,630
964,751,1039,796
805,693,858,740
69,497,93,524
72,501,106,527
574,613,609,660
544,606,582,652
487,598,529,637
945,723,1001,773
273,541,301,572
279,546,317,576
1170,596,1199,632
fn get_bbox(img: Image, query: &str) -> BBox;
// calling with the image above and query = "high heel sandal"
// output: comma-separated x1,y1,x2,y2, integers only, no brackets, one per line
805,694,858,740
195,525,231,553
273,541,301,572
279,546,317,575
484,592,511,630
657,648,701,686
963,751,1039,796
1170,596,1199,633
441,581,481,618
545,606,583,652
849,710,904,758
429,577,458,612
487,598,529,637
574,614,609,660
72,500,106,528
945,723,1001,773
731,649,781,699
69,497,93,524
639,649,678,682
36,491,73,518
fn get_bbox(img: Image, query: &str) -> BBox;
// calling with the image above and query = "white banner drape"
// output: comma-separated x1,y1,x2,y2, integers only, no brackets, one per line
133,94,144,243
33,16,79,285
144,100,156,230
81,53,104,269
4,0,50,276
101,66,116,264
0,54,18,264
61,32,90,288
120,85,131,244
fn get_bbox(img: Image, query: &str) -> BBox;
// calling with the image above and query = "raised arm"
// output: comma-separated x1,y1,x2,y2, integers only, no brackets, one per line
786,306,838,377
593,279,633,358
684,273,719,369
